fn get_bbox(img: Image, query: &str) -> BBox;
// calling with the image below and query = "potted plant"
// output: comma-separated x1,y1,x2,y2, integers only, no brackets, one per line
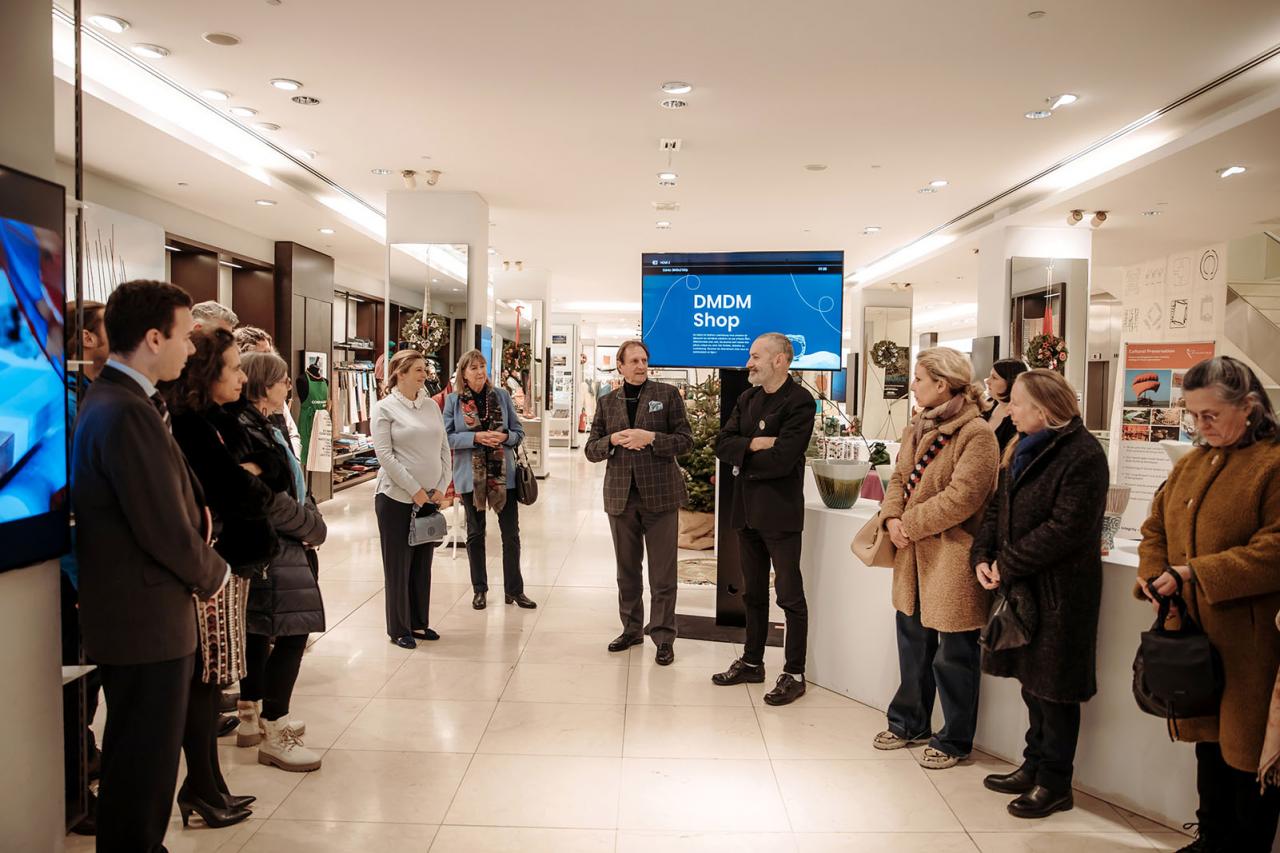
678,375,719,550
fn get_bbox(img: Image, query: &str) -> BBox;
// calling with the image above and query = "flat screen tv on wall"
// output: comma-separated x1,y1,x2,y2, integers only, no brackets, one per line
0,164,69,573
641,251,843,370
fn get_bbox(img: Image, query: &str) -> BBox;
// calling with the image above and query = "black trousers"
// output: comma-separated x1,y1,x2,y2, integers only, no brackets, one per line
97,654,194,853
739,527,807,675
375,493,436,639
608,486,679,646
181,669,232,804
1195,741,1280,852
240,633,308,721
1020,687,1081,792
462,489,524,595
887,607,982,757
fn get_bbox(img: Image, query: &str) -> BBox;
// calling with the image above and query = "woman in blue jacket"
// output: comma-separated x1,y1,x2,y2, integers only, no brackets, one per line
444,349,537,610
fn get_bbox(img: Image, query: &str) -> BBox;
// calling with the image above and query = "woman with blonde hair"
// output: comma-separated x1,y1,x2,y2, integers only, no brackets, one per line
874,347,1000,770
371,348,452,648
971,369,1109,818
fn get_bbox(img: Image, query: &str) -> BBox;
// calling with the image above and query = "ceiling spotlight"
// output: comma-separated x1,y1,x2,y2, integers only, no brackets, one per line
318,227,335,234
401,170,417,189
270,78,303,91
371,168,393,176
201,89,232,101
929,179,949,187
917,187,937,194
131,43,170,59
661,81,693,95
1090,210,1108,228
229,106,257,117
1217,165,1247,178
515,261,523,271
295,149,316,160
657,171,678,182
656,221,672,229
254,122,280,132
254,199,276,206
1025,110,1052,120
503,261,511,271
202,32,241,46
1066,209,1084,226
1049,93,1078,109
88,14,130,33
291,95,320,106
660,98,688,110
862,226,882,235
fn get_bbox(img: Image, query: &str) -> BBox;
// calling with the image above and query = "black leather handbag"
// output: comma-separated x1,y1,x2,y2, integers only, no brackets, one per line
514,442,538,506
979,588,1033,652
1133,572,1223,737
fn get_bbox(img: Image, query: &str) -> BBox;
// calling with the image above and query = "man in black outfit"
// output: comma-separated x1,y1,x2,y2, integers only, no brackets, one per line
72,281,229,852
711,333,815,706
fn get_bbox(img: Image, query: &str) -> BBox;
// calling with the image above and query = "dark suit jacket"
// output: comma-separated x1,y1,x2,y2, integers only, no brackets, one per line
716,376,814,532
584,380,693,515
71,366,227,665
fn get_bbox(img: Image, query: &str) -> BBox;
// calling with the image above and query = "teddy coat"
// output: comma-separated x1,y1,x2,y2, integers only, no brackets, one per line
972,419,1110,703
1137,437,1280,773
880,399,999,633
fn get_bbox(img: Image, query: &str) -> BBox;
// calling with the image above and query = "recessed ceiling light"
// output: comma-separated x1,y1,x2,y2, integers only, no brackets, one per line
487,248,497,255
661,81,693,95
804,164,828,172
1049,93,1078,109
918,187,937,194
201,89,232,101
929,179,949,187
88,14,130,33
863,226,882,235
371,168,393,176
254,122,280,132
1141,210,1162,216
229,106,258,117
1025,110,1052,120
1217,165,1247,178
254,199,276,206
657,171,678,182
291,95,320,106
432,278,439,283
1028,10,1047,18
655,221,672,229
130,43,170,59
202,32,241,46
295,149,316,160
318,227,335,234
660,98,687,110
270,78,303,91
177,181,189,187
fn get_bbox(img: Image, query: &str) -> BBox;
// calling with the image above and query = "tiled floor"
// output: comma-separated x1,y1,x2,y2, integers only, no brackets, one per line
70,449,1190,852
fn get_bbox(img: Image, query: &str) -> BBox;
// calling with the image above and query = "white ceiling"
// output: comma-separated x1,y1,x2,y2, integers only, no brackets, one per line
57,0,1280,309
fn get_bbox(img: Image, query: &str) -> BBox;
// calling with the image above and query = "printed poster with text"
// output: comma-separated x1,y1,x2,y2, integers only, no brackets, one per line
1116,341,1215,536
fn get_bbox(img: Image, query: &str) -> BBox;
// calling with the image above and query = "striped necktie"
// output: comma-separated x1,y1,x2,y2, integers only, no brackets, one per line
150,392,171,432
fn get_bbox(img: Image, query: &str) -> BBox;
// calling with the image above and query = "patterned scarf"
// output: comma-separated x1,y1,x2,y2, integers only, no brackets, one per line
912,393,966,446
459,381,506,512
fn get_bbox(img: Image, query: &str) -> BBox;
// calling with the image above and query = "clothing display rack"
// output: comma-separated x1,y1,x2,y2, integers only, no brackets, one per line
332,361,379,491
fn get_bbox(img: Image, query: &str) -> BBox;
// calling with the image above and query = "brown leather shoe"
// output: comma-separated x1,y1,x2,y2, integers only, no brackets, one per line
607,634,643,653
763,673,806,706
711,658,765,686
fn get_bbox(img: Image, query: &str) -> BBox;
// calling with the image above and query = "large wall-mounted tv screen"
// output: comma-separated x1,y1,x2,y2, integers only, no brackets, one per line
0,164,69,573
641,251,843,370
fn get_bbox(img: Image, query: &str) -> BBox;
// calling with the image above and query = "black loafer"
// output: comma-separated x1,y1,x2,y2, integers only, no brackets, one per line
1008,785,1073,819
655,643,675,666
472,592,487,610
216,714,238,738
711,658,765,686
392,635,417,649
505,593,538,609
984,765,1037,795
411,628,440,641
607,634,643,653
763,673,806,706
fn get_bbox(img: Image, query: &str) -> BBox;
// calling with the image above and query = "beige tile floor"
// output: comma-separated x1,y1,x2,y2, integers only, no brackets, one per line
69,449,1191,852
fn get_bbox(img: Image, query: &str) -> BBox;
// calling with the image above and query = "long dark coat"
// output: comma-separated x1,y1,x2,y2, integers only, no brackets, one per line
971,418,1110,703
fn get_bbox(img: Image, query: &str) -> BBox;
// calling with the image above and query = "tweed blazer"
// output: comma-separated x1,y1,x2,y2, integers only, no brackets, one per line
584,380,693,515
1137,438,1280,773
880,400,999,633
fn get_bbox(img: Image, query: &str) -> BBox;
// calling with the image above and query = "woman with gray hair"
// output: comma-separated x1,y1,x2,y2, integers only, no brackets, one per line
230,350,327,773
444,349,536,611
1137,355,1280,852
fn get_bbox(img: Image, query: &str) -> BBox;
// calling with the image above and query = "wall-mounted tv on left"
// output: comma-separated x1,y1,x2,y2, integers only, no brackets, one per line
0,164,69,573
641,251,843,370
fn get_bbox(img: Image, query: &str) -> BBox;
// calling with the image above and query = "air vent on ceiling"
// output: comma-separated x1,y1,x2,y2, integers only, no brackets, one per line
660,99,687,110
292,95,321,106
652,201,681,212
659,138,683,151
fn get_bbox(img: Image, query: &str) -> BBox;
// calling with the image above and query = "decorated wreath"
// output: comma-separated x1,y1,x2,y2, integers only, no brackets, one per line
870,339,901,369
502,341,531,373
1025,333,1068,370
401,311,450,354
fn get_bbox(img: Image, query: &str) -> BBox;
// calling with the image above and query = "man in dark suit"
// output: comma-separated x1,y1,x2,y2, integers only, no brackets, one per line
711,333,815,706
72,280,229,852
585,339,692,665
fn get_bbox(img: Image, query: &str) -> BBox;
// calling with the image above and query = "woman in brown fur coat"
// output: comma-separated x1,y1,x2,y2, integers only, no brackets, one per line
1138,356,1280,853
875,347,999,770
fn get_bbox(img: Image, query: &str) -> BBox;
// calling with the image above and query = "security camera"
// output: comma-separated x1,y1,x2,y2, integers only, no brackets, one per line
424,170,442,186
1067,209,1084,226
400,170,417,189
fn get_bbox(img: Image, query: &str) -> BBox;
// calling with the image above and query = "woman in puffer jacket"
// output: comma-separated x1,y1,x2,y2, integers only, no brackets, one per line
229,350,328,773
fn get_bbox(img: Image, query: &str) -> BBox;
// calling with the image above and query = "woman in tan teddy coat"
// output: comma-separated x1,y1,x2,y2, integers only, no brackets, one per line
874,347,999,770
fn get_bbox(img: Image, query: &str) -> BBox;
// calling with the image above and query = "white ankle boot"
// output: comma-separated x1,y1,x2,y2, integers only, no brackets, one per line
258,716,322,772
236,700,261,747
257,715,305,738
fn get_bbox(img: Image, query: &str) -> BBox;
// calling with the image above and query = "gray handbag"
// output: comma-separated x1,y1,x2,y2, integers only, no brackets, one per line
408,502,447,547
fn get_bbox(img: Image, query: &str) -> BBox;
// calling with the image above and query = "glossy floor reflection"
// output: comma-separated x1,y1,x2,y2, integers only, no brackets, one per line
70,448,1190,852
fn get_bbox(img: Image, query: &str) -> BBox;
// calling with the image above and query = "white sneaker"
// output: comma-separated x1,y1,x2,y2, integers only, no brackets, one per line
258,716,322,772
236,700,261,747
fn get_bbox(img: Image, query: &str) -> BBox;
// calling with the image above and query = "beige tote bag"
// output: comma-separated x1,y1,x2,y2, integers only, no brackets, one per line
851,511,896,568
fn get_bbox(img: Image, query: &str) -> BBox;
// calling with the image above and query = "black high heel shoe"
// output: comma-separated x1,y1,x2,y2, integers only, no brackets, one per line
177,792,252,828
223,793,256,810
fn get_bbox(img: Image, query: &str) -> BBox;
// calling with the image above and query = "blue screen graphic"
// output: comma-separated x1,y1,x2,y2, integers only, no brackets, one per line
479,326,493,372
641,251,843,370
830,368,847,402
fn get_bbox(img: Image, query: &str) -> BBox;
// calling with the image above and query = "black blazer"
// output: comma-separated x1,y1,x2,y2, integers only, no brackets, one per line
715,376,815,532
584,380,693,515
71,366,227,665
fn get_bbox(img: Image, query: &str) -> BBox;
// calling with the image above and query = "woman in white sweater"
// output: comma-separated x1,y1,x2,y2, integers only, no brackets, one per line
371,349,452,649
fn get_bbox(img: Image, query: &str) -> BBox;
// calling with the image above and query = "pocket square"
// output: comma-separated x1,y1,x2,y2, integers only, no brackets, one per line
648,400,664,412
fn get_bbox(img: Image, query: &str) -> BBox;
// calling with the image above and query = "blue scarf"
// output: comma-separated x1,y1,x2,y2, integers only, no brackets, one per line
271,425,307,505
1011,428,1056,481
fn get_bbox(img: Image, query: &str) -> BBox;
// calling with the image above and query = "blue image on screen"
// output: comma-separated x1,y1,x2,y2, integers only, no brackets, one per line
479,326,493,371
641,252,843,370
831,368,847,403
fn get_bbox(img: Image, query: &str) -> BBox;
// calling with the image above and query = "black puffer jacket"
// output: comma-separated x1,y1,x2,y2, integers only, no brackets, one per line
971,418,1110,703
234,403,327,637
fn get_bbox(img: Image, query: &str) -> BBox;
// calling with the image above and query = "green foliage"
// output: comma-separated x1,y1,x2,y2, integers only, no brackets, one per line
679,376,720,514
868,441,891,467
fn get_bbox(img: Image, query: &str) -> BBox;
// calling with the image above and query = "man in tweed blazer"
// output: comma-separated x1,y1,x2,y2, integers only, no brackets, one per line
585,340,693,665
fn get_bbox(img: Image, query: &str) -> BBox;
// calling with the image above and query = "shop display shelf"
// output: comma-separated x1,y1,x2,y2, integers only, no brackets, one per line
333,470,377,491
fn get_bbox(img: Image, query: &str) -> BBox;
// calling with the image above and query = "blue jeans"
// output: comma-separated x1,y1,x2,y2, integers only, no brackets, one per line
886,607,981,757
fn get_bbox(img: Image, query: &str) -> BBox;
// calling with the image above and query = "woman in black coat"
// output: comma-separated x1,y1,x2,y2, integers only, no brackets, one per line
230,350,327,773
163,328,277,829
970,368,1110,820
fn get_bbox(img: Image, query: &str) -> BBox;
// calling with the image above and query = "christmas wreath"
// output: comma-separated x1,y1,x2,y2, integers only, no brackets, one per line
1025,333,1068,369
502,341,531,373
870,340,901,369
401,311,450,354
